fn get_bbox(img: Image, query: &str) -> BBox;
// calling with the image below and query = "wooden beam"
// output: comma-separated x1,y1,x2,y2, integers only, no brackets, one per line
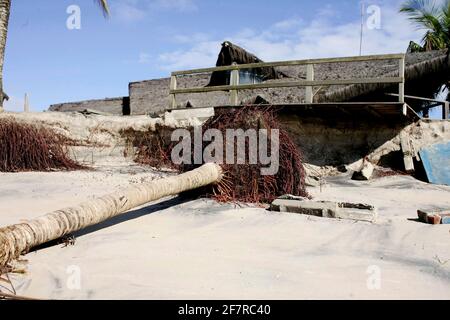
389,93,449,120
400,132,415,173
305,64,314,103
169,75,177,109
398,58,405,103
171,77,403,95
229,63,240,106
171,53,405,76
387,93,446,104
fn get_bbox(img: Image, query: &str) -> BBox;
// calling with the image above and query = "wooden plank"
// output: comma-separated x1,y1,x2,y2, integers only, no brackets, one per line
305,64,314,103
387,93,446,104
398,58,405,103
229,64,240,106
171,53,405,76
170,77,403,95
169,75,177,109
169,102,405,112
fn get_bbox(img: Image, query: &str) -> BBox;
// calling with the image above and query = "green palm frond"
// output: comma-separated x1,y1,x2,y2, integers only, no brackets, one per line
400,0,449,50
94,0,110,17
440,0,450,43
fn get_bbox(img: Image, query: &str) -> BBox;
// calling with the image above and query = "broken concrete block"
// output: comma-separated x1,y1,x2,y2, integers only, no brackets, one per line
428,215,442,225
351,161,375,181
270,199,338,218
270,198,377,223
400,132,415,173
337,203,378,223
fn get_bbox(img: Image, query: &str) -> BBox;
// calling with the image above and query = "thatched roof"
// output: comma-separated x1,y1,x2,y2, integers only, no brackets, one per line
207,41,286,86
318,49,449,104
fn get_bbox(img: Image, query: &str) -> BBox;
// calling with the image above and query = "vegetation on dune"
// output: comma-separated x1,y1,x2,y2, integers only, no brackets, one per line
0,118,84,172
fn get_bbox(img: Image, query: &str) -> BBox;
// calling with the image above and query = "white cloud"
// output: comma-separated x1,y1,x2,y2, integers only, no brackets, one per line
4,96,25,112
273,18,303,31
113,1,147,22
151,0,198,12
158,41,221,70
138,52,151,64
156,1,423,70
112,0,197,22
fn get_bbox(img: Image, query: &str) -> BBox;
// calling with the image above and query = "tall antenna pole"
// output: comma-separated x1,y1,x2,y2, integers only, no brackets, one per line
359,1,365,56
24,93,30,113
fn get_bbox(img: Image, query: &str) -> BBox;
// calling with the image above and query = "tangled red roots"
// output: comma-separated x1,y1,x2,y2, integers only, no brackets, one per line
0,118,85,172
128,107,309,203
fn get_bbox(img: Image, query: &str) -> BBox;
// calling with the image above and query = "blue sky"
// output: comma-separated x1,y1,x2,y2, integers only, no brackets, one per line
4,0,424,112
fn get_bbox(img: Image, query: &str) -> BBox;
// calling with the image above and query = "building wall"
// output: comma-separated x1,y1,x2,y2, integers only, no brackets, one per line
49,97,129,115
129,78,170,116
129,75,232,116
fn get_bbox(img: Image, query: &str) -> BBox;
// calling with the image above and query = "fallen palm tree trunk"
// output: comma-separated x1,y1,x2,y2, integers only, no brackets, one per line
0,163,222,268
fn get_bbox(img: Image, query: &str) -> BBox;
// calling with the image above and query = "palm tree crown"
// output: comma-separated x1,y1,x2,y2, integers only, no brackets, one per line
401,0,450,52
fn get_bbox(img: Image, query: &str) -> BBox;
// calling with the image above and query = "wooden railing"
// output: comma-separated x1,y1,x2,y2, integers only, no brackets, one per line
169,53,406,109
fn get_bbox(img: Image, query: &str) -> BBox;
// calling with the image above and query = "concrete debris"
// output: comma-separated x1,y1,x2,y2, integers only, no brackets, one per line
400,132,415,173
418,209,450,225
271,197,377,223
351,160,375,181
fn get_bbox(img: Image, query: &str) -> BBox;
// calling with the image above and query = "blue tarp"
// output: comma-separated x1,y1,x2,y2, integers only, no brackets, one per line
420,141,450,186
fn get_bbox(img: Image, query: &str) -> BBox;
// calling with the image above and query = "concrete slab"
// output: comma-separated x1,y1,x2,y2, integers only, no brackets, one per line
337,203,378,223
271,198,377,223
270,199,337,218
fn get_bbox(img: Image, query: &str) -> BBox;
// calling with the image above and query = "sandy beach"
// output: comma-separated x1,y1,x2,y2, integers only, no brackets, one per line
1,163,449,300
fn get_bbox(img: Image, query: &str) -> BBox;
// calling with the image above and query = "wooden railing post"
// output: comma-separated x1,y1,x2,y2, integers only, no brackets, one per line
398,57,405,103
169,75,177,109
305,64,314,103
230,62,240,106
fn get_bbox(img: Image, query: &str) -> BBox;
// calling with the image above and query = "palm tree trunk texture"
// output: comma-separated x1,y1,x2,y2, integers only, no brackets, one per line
0,163,223,267
0,0,11,112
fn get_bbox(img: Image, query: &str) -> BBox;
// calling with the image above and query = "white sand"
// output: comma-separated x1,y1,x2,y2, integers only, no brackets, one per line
1,165,450,300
